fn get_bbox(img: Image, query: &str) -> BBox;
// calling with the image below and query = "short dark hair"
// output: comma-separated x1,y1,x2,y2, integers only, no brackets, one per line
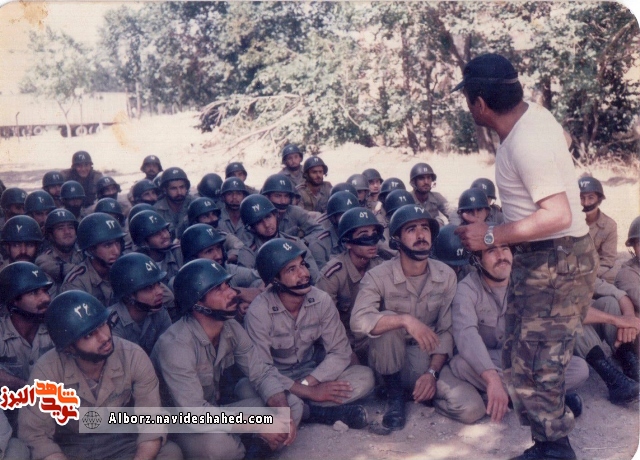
465,79,524,114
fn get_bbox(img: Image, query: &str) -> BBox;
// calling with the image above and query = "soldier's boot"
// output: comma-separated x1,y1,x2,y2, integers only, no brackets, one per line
242,436,274,459
614,342,640,382
307,404,368,429
586,346,639,405
564,392,582,418
510,436,576,460
381,372,406,431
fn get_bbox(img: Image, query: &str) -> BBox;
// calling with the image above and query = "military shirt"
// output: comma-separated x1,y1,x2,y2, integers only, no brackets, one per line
278,205,323,241
587,210,617,276
219,207,251,244
35,246,84,291
151,316,285,407
138,245,183,285
0,317,53,383
615,257,640,311
60,168,104,208
296,182,333,214
451,269,508,377
225,263,263,288
19,337,165,460
350,257,455,357
109,301,172,355
410,190,450,225
281,167,304,188
153,195,193,236
60,260,114,307
244,287,352,389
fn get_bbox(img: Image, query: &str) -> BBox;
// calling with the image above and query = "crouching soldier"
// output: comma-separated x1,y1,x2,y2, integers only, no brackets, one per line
151,260,300,459
245,239,375,430
19,290,182,460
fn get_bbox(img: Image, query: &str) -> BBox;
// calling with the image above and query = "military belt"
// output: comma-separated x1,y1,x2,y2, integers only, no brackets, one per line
516,233,590,254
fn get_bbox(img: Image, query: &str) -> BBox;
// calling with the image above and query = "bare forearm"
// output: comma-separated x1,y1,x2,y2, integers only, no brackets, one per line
428,354,446,373
369,314,409,336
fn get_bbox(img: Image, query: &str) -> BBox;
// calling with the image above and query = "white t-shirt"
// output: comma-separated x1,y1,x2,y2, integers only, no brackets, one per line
495,102,588,240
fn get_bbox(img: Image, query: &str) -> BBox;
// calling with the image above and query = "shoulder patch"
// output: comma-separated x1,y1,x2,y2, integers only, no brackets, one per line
64,265,87,283
324,262,343,278
318,230,330,240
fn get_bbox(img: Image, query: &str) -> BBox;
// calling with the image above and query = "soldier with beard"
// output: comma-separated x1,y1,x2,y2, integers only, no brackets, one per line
280,144,305,188
19,290,182,460
218,178,251,243
409,163,450,226
0,216,43,271
0,262,55,436
108,253,172,355
35,209,83,294
42,171,65,208
296,156,332,214
141,155,163,181
60,181,86,220
60,213,127,307
153,167,193,236
151,260,299,459
60,151,104,208
130,179,160,206
236,195,321,282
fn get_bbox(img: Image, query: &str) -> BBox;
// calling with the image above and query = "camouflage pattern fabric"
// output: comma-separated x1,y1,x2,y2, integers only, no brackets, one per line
502,234,597,442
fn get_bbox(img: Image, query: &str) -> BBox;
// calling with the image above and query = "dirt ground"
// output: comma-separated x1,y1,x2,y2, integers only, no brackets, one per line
0,113,638,460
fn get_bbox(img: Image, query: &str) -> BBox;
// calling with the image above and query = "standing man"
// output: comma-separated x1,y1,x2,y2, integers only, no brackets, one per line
296,156,332,214
454,53,597,460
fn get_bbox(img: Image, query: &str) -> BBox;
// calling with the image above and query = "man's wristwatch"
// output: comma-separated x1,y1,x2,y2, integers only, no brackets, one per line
300,379,310,386
427,368,439,380
484,225,495,246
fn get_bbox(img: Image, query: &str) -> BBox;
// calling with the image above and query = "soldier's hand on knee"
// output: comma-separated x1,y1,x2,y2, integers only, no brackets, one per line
412,373,436,403
485,378,509,423
404,316,439,351
259,432,287,451
309,381,353,404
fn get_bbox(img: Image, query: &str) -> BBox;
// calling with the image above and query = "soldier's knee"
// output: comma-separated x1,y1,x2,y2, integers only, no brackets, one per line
345,365,375,400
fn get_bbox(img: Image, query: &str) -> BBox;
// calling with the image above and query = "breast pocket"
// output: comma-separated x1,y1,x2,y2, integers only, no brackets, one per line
385,294,412,314
270,334,296,360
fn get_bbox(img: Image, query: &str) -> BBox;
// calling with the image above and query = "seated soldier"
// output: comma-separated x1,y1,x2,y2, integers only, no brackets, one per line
94,198,133,253
151,260,300,459
129,210,183,284
218,178,251,243
346,174,370,208
296,156,332,214
0,216,43,271
317,207,385,364
25,190,56,232
318,191,360,257
376,189,416,260
616,216,640,312
431,223,474,283
42,171,65,208
579,176,617,282
130,179,160,206
60,213,127,307
236,195,321,281
59,181,85,220
153,167,193,237
245,239,374,430
470,178,504,224
108,253,172,355
92,176,131,216
180,224,263,320
450,188,491,226
60,150,103,207
362,168,383,214
351,205,485,430
225,162,258,194
35,209,83,294
450,244,589,422
19,290,181,460
195,173,223,205
408,163,450,225
280,144,304,188
0,188,27,226
141,155,163,181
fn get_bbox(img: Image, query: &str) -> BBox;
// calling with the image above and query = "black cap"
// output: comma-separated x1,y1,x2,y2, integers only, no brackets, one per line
452,54,519,92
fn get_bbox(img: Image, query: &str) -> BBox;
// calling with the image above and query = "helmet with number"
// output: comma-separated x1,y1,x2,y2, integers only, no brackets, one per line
362,168,382,183
197,173,223,199
60,181,86,200
303,156,328,175
46,290,110,351
261,174,295,197
110,253,167,301
77,213,126,251
1,216,43,243
45,208,78,233
338,207,384,242
346,174,369,192
141,155,163,172
378,177,406,201
96,176,121,197
389,204,439,243
72,150,93,165
457,188,490,212
42,171,65,188
25,191,56,214
409,163,437,182
225,162,248,179
470,178,497,200
626,216,640,247
240,194,277,227
220,178,249,196
432,224,469,266
1,187,27,209
94,198,125,225
129,210,169,247
578,176,605,199
181,224,227,262
131,180,159,203
160,167,191,190
384,189,416,217
188,197,220,225
327,191,359,218
330,183,358,197
128,203,155,225
0,261,53,305
256,238,307,285
174,259,233,314
281,143,303,162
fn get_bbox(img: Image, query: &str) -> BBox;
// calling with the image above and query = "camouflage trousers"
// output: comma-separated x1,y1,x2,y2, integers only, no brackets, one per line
502,234,597,442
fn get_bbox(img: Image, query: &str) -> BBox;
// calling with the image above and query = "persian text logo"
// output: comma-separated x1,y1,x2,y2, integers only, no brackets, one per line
1,380,80,426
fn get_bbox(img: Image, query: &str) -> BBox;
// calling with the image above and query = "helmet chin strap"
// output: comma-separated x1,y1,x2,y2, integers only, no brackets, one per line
582,203,598,213
86,250,115,270
130,299,162,313
345,233,384,247
9,307,46,323
396,239,431,261
272,279,312,297
192,304,237,321
272,202,289,211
